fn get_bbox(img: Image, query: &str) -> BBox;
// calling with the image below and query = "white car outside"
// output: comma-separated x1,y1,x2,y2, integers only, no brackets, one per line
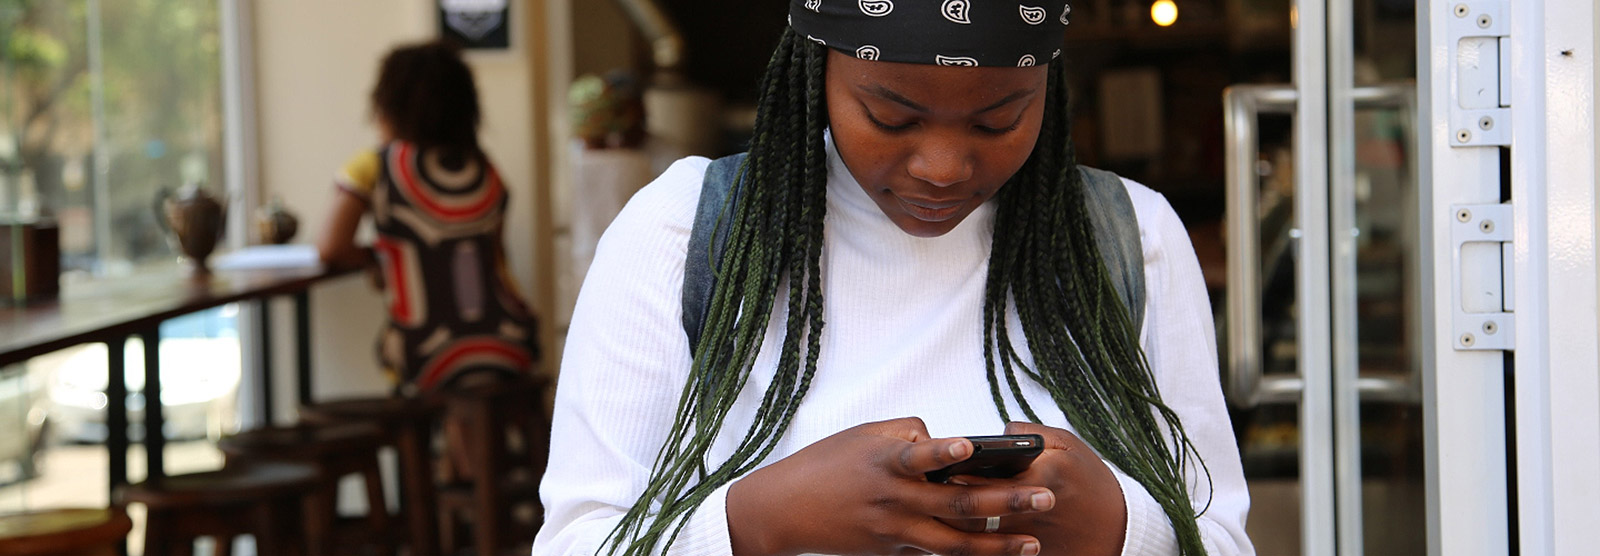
33,336,241,444
0,366,48,482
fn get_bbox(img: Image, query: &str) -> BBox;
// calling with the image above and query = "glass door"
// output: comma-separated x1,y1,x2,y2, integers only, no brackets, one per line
1222,0,1425,554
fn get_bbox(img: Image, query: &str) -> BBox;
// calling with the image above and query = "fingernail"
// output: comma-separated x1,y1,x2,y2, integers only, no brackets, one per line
1021,540,1041,556
1031,491,1054,511
948,441,968,459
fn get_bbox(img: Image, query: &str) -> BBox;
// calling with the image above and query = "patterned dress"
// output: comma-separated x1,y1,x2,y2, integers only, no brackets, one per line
337,141,539,394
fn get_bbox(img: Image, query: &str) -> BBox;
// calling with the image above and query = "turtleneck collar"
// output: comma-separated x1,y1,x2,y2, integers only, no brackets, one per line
821,128,996,241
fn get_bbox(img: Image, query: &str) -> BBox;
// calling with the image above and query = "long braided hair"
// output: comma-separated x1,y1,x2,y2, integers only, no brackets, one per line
604,29,1210,556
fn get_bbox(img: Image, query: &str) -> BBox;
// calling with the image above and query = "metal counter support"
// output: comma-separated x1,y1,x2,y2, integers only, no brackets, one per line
258,298,275,424
295,291,312,406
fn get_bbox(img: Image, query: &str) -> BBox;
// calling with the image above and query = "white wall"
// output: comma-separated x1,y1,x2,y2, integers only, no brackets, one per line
544,0,643,360
251,0,543,414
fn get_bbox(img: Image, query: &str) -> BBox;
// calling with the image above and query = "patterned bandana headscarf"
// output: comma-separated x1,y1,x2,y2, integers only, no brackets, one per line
789,0,1072,67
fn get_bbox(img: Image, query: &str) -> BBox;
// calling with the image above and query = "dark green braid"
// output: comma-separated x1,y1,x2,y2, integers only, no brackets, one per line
605,28,1210,556
981,50,1212,554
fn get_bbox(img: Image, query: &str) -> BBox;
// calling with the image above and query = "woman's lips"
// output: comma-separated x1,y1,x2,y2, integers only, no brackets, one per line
894,195,965,222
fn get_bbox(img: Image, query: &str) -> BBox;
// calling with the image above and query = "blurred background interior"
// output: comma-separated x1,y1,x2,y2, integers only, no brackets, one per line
0,0,1436,554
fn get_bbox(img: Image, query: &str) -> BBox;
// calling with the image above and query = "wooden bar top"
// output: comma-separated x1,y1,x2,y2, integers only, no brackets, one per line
0,262,356,367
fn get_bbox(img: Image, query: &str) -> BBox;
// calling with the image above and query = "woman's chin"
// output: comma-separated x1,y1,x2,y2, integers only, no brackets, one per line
888,214,966,238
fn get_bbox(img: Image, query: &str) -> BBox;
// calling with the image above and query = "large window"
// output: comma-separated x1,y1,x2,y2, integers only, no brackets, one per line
2,0,224,270
1,0,238,527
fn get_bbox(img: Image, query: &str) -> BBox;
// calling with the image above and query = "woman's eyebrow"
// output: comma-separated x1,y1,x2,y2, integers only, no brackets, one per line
859,85,1036,114
861,85,929,112
975,90,1035,114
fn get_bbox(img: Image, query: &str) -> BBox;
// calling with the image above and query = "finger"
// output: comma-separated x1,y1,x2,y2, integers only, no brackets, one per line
947,475,1000,487
945,475,1049,492
914,483,1055,520
869,416,932,443
902,520,1041,556
935,516,987,533
1003,421,1083,451
890,435,973,476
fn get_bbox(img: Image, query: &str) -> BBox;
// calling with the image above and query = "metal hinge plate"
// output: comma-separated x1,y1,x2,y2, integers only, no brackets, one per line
1452,204,1514,350
1448,1,1512,147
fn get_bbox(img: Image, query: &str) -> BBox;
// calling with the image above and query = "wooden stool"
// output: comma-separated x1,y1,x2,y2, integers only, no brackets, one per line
217,422,394,556
298,395,443,556
435,375,551,556
0,507,133,556
119,461,318,556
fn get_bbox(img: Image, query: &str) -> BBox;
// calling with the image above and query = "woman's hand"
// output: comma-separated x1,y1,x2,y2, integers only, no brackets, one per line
726,417,1055,556
946,422,1129,556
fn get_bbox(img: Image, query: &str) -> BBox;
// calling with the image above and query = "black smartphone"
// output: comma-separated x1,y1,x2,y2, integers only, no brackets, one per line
924,434,1045,483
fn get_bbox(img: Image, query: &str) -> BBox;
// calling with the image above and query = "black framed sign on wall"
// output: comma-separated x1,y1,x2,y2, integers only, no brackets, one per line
439,0,511,51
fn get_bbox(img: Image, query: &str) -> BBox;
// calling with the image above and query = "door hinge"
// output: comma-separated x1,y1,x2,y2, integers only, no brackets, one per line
1452,204,1514,351
1448,1,1512,147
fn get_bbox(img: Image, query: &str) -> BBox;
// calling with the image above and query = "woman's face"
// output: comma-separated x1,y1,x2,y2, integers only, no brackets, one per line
825,49,1049,238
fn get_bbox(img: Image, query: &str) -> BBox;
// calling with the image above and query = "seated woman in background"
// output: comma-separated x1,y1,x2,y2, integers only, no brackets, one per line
317,40,540,395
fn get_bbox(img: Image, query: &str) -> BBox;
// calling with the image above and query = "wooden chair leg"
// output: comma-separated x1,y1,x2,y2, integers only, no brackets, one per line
522,407,552,526
252,501,292,556
143,508,174,556
398,422,439,556
360,455,398,555
285,496,313,556
440,509,462,556
472,405,503,556
172,537,196,556
302,482,337,556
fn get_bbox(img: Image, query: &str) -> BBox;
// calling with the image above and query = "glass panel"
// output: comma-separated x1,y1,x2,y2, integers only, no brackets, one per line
1239,110,1303,555
1059,0,1304,552
1351,1,1424,554
1,5,234,551
2,0,223,271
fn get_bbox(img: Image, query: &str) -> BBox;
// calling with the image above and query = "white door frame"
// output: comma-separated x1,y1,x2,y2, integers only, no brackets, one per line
1419,1,1511,553
1421,1,1600,554
1509,0,1600,554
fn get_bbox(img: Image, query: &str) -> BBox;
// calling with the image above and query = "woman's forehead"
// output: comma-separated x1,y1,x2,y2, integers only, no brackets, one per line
826,49,1049,107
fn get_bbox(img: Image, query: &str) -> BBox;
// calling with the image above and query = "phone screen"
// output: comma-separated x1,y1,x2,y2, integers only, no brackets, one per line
925,434,1044,483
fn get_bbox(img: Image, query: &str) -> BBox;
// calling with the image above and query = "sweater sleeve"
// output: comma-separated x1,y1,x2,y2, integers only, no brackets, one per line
1115,178,1256,556
533,157,738,556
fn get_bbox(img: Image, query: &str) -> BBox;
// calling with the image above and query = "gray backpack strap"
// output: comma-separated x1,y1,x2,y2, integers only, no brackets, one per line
1078,165,1147,332
682,153,748,355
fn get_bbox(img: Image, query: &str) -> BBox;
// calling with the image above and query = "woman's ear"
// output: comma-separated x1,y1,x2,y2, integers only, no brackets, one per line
376,116,395,142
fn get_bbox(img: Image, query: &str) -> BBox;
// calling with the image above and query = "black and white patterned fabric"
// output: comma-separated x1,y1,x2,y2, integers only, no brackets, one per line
789,0,1071,67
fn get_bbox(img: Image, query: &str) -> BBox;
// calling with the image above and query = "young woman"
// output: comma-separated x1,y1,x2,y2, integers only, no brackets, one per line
318,40,539,394
536,2,1252,555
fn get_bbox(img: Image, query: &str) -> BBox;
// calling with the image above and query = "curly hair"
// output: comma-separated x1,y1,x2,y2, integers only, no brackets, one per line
370,40,481,154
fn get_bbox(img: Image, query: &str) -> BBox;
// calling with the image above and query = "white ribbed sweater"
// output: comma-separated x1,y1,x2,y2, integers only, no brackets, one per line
534,138,1254,556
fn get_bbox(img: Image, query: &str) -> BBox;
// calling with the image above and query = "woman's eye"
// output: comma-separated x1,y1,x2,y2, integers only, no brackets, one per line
865,112,915,132
976,118,1023,135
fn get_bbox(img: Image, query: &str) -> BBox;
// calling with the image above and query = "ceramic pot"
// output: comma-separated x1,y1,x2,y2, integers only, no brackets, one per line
155,185,227,274
255,199,299,245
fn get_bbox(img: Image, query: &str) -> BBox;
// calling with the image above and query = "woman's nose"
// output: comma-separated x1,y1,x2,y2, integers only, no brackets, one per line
905,136,973,187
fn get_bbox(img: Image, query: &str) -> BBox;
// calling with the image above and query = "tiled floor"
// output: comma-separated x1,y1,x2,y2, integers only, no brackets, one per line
1247,478,1428,555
